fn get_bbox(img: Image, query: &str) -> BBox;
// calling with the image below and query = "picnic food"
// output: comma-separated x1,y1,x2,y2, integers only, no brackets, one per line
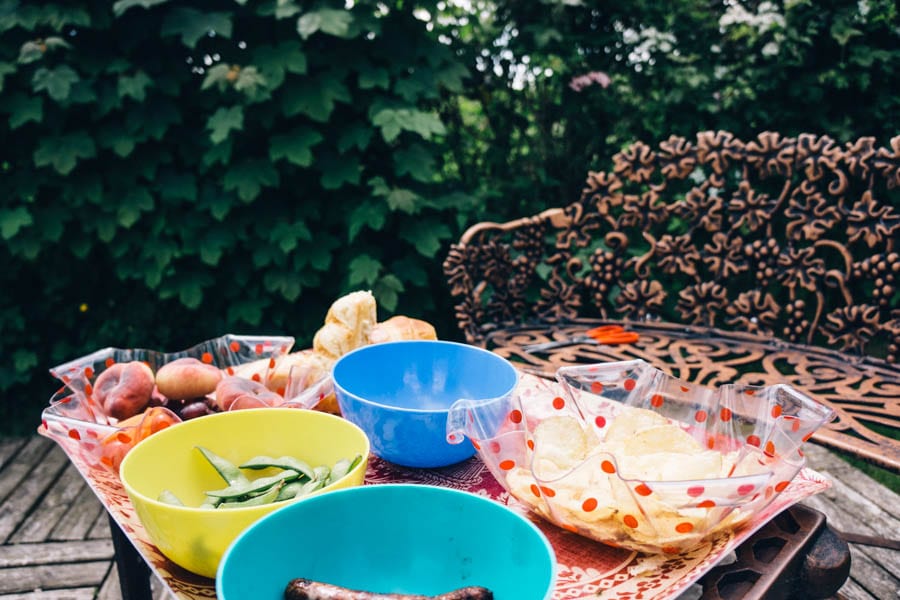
505,408,766,551
157,446,362,509
284,579,494,600
155,357,222,400
313,289,378,359
214,376,283,411
368,315,438,344
93,360,155,420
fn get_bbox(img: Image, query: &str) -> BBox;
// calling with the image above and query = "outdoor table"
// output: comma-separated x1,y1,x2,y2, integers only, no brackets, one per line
44,359,851,600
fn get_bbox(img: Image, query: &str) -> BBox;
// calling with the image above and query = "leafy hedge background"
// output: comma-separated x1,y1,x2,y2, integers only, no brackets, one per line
1,0,898,434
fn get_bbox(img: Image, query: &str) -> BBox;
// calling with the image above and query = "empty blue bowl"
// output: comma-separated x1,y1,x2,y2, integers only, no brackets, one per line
332,340,519,468
217,484,556,600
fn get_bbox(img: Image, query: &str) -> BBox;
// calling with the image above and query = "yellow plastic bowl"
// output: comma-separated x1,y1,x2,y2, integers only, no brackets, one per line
119,408,370,578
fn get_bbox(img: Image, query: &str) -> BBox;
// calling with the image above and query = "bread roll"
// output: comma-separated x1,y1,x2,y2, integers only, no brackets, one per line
312,290,377,359
368,315,437,344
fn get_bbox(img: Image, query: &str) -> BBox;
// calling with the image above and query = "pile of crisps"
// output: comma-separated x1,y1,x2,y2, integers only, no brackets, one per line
504,406,773,554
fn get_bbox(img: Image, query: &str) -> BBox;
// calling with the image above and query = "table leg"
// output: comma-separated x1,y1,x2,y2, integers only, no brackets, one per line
108,513,154,600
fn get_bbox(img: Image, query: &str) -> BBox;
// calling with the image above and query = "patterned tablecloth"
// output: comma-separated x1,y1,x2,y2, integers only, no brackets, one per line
46,375,831,600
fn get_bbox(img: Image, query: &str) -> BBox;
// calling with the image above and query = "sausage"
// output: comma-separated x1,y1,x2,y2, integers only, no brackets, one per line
284,578,493,600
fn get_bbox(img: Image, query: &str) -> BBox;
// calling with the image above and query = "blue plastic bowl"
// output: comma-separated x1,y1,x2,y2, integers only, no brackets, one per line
217,484,556,600
332,340,519,468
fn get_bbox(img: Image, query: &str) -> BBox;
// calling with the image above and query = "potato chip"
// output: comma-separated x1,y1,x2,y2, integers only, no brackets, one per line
617,450,723,482
532,415,591,475
621,423,704,456
603,406,669,445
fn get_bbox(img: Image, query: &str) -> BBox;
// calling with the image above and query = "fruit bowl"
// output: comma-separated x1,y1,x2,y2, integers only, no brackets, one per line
446,359,835,555
39,334,334,472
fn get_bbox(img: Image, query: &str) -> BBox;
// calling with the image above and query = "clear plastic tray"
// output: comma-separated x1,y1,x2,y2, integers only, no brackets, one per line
447,359,835,554
39,334,333,472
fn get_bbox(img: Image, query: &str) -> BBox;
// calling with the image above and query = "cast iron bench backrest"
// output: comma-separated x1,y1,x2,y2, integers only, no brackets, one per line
444,131,900,363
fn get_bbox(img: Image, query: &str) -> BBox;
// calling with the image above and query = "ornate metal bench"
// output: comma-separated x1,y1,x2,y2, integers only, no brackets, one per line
444,130,900,473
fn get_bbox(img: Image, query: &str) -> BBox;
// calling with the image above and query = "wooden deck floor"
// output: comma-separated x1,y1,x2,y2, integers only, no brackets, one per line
0,435,897,599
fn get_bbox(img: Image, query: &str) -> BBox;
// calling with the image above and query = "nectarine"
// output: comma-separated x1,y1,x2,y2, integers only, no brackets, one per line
215,376,282,411
156,357,223,401
93,361,155,420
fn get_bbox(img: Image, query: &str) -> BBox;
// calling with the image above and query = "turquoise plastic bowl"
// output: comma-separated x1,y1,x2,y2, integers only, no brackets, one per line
332,340,519,468
217,484,556,600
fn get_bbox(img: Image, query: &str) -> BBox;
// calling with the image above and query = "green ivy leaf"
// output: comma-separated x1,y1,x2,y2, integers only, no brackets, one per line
394,73,433,102
113,0,170,18
393,143,436,182
228,298,265,326
158,171,198,202
223,159,280,202
401,220,450,258
18,36,70,64
434,62,468,93
201,64,231,91
281,74,350,122
347,202,387,242
199,227,234,266
373,274,403,312
337,123,373,153
96,124,136,157
0,206,33,239
271,220,313,253
830,19,862,47
33,131,96,174
13,349,38,373
5,92,43,129
386,188,420,213
319,153,361,190
264,271,302,301
118,70,152,101
94,214,117,243
297,8,353,40
177,275,211,309
269,127,324,167
18,41,44,64
203,138,232,167
371,108,445,143
358,67,389,90
207,105,244,144
161,7,232,47
32,65,79,101
275,0,302,19
251,41,307,89
348,254,382,286
234,66,267,97
117,187,154,227
367,176,390,197
0,61,15,92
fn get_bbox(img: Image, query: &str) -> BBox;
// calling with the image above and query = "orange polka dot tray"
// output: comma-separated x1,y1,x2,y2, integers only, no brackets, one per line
446,359,836,555
39,334,333,474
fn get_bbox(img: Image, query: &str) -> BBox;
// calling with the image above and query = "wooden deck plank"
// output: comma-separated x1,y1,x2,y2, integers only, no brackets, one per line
0,539,113,567
10,461,91,543
51,476,105,541
0,588,97,599
0,436,54,502
87,506,112,540
0,561,111,595
0,440,69,543
0,438,28,470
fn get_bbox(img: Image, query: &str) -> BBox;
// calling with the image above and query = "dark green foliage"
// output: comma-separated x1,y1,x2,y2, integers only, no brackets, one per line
1,0,897,434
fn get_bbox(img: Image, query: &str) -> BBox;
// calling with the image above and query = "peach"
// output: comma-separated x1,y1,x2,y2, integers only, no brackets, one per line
215,376,282,411
93,361,156,420
155,357,223,401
